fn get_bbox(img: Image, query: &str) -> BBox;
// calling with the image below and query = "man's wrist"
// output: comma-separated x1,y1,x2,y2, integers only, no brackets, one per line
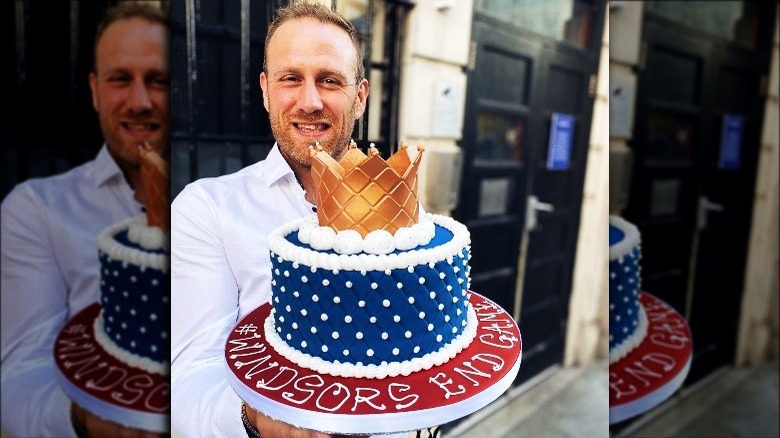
241,403,262,438
70,403,91,438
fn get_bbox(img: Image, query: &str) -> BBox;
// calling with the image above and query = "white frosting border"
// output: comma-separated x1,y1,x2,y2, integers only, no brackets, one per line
298,215,437,255
98,215,169,272
609,216,641,261
267,213,471,272
264,304,479,379
93,313,170,375
608,305,648,364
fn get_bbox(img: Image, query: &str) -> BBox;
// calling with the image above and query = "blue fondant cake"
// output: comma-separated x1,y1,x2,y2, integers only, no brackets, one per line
608,216,646,363
265,213,476,378
95,215,170,373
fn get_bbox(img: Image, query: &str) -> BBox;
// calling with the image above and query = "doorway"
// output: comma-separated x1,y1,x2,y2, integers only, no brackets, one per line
624,1,776,386
456,0,605,384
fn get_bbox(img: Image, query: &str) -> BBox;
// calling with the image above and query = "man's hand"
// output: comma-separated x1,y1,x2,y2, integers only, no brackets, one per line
71,403,162,438
244,403,368,438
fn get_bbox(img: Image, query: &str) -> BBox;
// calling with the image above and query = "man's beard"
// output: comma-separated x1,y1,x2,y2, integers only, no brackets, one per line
269,104,356,169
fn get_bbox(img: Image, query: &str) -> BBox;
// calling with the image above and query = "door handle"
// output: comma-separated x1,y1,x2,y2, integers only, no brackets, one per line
697,196,724,231
525,195,555,231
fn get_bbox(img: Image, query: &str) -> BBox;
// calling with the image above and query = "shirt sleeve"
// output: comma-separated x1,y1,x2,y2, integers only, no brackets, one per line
1,184,75,437
170,183,246,437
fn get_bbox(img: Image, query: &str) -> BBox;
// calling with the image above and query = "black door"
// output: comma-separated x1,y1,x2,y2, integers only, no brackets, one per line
456,1,605,385
624,2,775,385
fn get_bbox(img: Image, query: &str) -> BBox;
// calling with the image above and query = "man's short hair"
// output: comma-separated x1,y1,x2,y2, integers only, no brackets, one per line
93,2,169,72
264,1,364,83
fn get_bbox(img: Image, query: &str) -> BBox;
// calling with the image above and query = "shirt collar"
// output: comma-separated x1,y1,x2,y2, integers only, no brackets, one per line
263,143,298,188
92,144,126,188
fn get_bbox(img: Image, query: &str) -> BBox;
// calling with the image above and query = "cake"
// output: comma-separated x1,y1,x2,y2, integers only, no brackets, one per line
608,215,646,363
93,144,170,374
263,142,477,379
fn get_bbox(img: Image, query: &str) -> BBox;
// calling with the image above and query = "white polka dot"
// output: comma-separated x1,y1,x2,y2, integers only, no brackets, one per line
436,334,443,342
371,282,378,290
408,297,415,304
428,324,434,331
397,282,403,289
382,299,390,307
312,294,319,302
311,327,317,334
419,311,425,319
301,276,308,283
321,313,328,321
333,296,341,304
405,331,412,339
343,349,349,356
301,341,308,348
392,348,399,355
293,291,299,297
332,331,339,339
370,317,377,323
322,345,328,353
346,281,353,288
381,332,388,340
419,277,426,284
393,315,401,322
301,309,308,316
356,332,364,340
359,300,366,307
366,349,374,357
292,322,298,329
322,279,329,286
286,334,292,340
414,346,420,353
344,315,352,323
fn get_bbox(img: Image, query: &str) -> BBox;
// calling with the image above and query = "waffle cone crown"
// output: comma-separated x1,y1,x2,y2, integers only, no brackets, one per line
139,143,170,233
310,141,424,237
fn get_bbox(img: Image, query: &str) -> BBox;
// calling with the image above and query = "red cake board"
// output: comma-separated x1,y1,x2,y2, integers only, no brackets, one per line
609,292,692,425
225,291,522,435
53,303,169,433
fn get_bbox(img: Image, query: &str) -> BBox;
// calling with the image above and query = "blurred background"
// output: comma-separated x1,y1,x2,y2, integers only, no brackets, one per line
609,1,778,436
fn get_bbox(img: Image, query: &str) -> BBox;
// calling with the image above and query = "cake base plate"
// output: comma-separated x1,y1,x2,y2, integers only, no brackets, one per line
225,291,521,435
609,292,692,425
53,303,169,433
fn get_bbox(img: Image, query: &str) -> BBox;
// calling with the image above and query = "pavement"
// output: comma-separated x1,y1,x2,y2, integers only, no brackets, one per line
442,361,778,438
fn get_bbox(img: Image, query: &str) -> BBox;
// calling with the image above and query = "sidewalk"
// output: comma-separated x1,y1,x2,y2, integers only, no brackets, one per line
444,362,609,437
613,363,779,437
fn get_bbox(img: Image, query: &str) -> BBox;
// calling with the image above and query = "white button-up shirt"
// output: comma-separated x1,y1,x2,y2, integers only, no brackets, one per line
171,145,405,438
171,145,315,437
1,145,142,437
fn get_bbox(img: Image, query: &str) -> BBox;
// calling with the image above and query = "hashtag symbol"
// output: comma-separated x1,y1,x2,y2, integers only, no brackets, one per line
64,324,86,335
236,324,258,335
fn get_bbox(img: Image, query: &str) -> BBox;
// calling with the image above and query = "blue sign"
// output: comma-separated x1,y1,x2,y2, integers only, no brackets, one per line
719,114,744,170
547,113,575,170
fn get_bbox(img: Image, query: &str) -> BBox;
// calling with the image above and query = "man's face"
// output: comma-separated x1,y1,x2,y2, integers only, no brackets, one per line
90,18,169,167
260,17,369,168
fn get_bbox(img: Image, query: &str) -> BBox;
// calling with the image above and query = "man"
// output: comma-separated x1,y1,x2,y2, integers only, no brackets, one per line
170,2,375,437
1,3,169,437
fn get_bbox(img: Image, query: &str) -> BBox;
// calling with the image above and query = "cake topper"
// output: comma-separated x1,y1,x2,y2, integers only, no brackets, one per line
138,141,169,233
309,140,424,237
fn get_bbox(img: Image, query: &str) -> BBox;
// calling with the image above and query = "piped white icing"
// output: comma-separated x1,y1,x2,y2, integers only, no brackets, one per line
264,304,479,379
268,213,470,271
609,216,641,261
608,306,648,364
97,215,169,272
295,215,439,255
93,313,169,375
